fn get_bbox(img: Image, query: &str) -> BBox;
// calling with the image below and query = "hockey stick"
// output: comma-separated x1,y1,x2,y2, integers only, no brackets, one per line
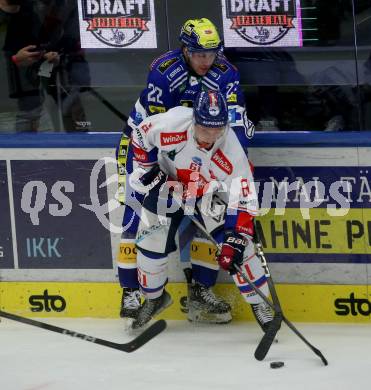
179,209,328,366
251,223,328,364
234,262,327,365
251,223,283,360
179,209,282,359
0,310,166,353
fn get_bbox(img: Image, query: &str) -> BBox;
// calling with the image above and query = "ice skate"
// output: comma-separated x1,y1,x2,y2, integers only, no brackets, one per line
187,283,232,324
131,290,173,330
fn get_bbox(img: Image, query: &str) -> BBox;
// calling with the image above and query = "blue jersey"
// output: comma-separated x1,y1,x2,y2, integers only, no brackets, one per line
125,49,254,148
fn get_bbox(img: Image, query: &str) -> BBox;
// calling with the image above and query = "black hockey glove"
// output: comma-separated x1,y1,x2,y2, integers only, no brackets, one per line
217,231,248,274
130,164,167,194
140,164,167,189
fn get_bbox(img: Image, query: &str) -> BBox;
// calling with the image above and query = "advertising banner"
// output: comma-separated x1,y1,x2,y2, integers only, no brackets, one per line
254,165,371,264
11,160,113,269
0,161,14,269
0,135,370,289
221,0,303,47
2,281,370,322
77,0,157,48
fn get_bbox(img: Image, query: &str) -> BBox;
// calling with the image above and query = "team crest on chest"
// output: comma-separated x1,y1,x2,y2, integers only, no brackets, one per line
189,157,203,172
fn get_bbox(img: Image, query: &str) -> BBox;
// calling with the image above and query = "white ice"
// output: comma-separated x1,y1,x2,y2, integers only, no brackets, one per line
1,318,370,390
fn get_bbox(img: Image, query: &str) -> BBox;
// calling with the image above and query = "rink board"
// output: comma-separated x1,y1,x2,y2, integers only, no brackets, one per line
0,132,371,321
1,281,370,322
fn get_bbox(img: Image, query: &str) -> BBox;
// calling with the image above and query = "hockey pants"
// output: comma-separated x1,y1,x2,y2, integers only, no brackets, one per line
135,192,269,303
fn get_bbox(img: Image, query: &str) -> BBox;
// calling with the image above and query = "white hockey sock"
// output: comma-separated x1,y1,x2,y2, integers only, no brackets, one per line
137,249,168,299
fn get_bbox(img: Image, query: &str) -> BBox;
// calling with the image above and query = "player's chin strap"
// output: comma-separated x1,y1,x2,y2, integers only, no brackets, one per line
177,202,328,366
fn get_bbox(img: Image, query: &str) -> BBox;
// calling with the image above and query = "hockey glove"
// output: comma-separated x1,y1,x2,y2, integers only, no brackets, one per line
129,164,167,194
217,231,248,274
243,111,255,139
230,109,255,140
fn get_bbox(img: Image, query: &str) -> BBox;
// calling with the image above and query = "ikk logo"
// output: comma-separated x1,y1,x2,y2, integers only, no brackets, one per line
29,290,67,312
79,0,155,48
26,237,63,258
223,0,301,46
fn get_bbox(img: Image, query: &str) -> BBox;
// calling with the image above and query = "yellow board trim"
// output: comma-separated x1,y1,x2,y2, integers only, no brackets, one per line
1,282,370,322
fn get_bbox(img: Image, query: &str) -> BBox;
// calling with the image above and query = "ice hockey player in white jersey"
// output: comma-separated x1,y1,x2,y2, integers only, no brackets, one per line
129,90,273,330
118,18,255,325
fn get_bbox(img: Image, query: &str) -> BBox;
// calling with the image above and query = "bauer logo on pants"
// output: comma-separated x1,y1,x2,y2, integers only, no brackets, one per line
77,0,157,48
221,0,303,47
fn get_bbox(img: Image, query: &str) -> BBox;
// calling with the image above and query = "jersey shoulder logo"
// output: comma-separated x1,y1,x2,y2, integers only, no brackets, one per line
158,57,180,74
150,51,172,70
213,62,229,73
160,130,188,146
212,149,233,175
149,105,166,114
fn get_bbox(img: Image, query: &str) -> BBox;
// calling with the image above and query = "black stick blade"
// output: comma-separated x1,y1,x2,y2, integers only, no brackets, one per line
254,313,282,361
312,346,329,366
119,319,167,352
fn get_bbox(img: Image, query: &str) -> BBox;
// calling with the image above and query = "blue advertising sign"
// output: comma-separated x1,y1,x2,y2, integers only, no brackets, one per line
12,160,113,269
0,161,14,269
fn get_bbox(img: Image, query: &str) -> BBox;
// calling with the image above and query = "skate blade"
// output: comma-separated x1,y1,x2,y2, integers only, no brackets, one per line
127,320,151,336
123,317,136,333
187,309,232,324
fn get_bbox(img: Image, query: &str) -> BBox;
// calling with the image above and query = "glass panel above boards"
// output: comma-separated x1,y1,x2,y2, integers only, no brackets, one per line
0,0,369,132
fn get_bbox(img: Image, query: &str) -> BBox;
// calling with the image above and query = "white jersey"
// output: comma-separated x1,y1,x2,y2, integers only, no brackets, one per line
131,106,258,235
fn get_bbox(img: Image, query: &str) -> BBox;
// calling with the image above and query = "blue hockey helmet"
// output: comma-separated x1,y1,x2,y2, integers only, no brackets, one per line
179,18,223,53
194,90,228,128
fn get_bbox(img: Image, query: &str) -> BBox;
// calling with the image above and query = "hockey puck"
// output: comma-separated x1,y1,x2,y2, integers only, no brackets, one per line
270,361,284,369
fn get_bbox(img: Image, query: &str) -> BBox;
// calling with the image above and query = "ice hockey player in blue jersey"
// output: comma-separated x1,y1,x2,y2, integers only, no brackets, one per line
123,18,255,145
116,18,267,328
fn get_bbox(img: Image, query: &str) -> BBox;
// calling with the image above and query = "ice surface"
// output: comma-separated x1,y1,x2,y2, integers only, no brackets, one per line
1,318,370,390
